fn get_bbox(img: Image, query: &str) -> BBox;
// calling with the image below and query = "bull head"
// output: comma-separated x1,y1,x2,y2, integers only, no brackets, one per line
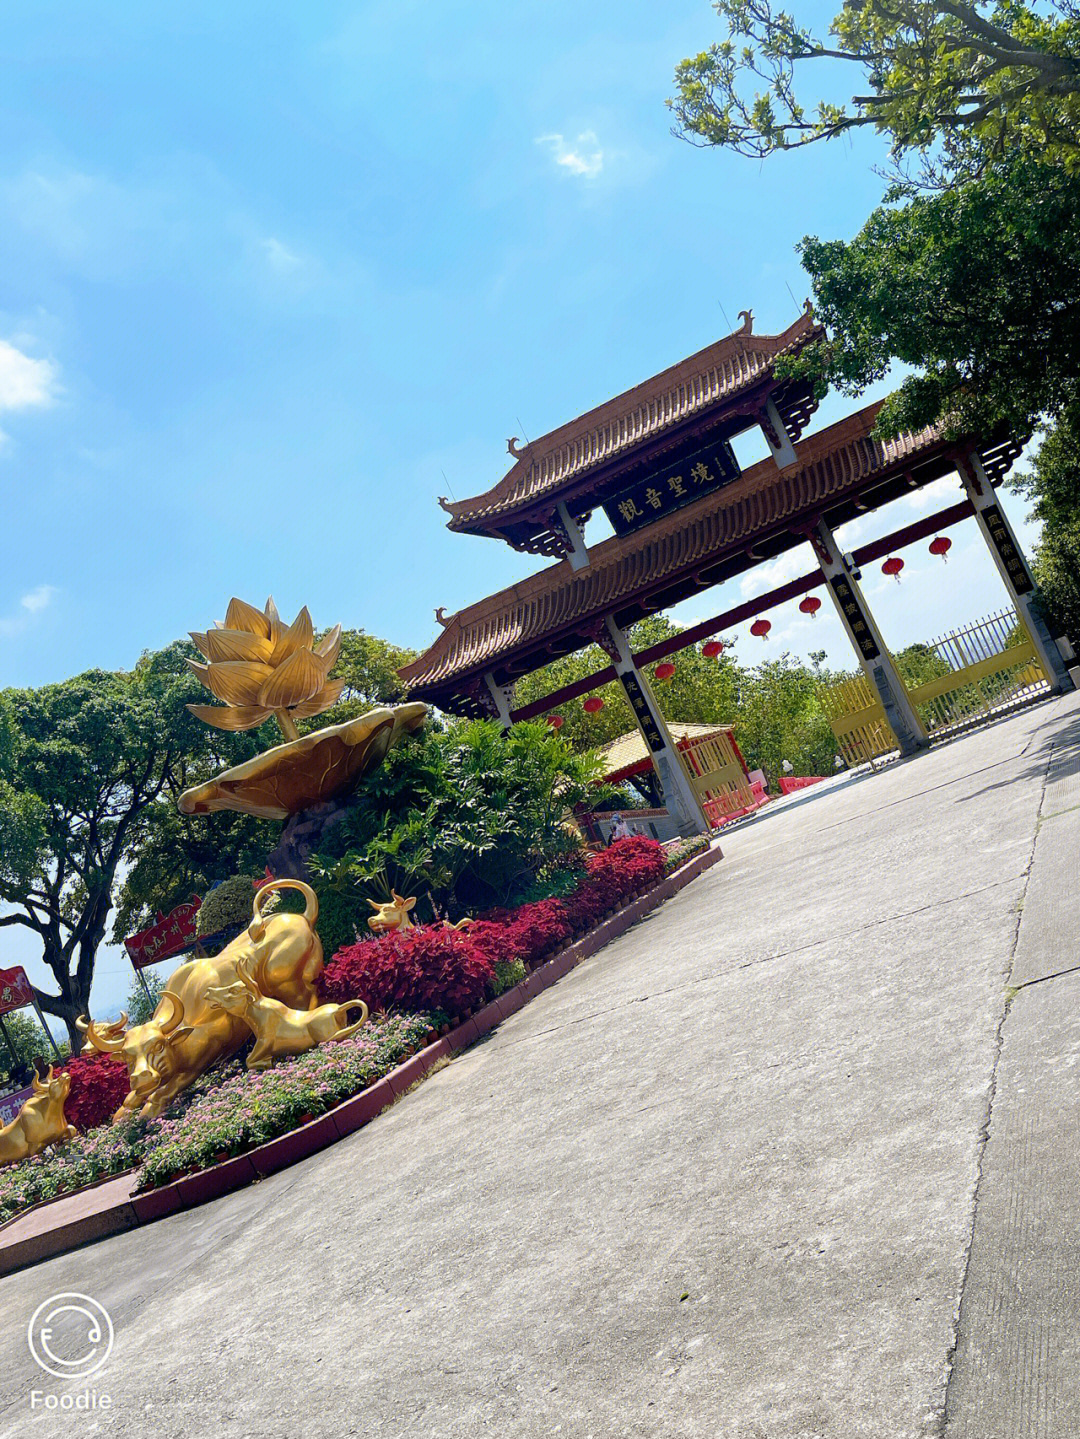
76,992,191,1098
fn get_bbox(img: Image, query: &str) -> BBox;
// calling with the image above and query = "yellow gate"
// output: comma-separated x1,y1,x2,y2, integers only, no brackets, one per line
678,729,756,827
817,673,900,767
818,609,1050,760
904,610,1049,739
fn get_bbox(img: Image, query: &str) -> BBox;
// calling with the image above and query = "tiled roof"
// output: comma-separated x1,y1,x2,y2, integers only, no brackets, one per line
400,400,1020,702
594,724,734,783
441,310,822,532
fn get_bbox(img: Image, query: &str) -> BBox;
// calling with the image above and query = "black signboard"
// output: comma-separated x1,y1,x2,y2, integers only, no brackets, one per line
828,575,881,661
603,440,740,538
619,672,666,753
981,504,1033,596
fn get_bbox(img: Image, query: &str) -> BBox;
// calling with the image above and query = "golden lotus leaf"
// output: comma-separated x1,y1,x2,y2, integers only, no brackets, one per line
177,703,428,819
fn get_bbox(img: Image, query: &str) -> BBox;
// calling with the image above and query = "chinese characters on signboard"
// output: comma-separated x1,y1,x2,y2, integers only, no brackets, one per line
603,441,740,538
619,673,666,753
124,896,202,971
828,576,881,661
981,504,1033,595
0,966,34,1017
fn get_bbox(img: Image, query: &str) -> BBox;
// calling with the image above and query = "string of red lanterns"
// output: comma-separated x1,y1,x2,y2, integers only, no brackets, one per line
882,556,904,581
583,695,604,714
929,535,952,562
799,595,821,619
750,618,771,640
653,661,676,681
546,713,564,729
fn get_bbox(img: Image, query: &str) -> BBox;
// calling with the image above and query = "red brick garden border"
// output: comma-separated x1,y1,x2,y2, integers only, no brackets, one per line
0,842,722,1276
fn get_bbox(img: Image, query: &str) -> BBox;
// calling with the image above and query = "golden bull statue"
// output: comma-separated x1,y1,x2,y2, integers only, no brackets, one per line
79,879,325,1121
205,954,368,1070
0,1067,77,1167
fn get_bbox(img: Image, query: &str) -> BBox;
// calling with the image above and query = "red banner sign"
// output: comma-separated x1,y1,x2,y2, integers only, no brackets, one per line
124,896,202,971
0,966,34,1017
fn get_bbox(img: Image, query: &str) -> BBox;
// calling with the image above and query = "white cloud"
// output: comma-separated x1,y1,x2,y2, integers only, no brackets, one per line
0,339,58,412
536,130,604,179
20,584,57,614
259,237,303,273
738,544,814,598
0,585,59,638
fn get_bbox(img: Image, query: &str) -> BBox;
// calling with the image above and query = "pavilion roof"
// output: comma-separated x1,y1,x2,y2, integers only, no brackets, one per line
593,723,735,786
439,310,822,543
400,399,1021,713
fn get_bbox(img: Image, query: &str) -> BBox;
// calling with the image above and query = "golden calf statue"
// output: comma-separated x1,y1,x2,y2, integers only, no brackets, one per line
79,879,325,1121
0,1067,77,1167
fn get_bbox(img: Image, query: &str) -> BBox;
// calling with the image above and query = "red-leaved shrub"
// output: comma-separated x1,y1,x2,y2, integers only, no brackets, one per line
58,1052,130,1132
320,925,494,1018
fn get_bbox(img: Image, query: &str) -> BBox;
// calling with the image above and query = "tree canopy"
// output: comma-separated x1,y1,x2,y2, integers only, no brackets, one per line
670,0,1080,184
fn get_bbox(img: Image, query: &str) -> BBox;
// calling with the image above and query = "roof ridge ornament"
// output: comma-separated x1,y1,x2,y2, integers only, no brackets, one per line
737,309,753,334
507,436,529,460
803,297,814,317
435,606,453,628
437,496,454,513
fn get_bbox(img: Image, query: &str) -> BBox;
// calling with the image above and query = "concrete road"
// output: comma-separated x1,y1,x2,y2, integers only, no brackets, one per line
2,693,1077,1439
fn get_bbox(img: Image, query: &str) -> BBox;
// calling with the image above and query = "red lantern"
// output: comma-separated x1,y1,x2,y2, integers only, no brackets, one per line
654,661,676,681
547,714,564,728
702,639,724,658
799,595,822,618
750,619,771,640
929,536,952,563
882,556,904,582
583,695,604,714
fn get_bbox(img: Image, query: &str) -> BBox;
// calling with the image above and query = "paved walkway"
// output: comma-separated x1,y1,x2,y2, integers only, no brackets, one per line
1,693,1076,1439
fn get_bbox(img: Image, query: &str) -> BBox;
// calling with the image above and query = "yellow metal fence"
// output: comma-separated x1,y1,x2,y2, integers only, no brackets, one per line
817,609,1050,762
817,673,899,767
904,610,1049,738
678,730,757,827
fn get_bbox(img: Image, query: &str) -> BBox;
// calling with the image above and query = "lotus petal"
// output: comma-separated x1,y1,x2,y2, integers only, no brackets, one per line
288,677,346,719
197,628,274,664
202,659,276,706
264,596,282,650
224,597,272,640
187,659,213,689
257,646,324,709
313,623,342,668
189,632,214,660
186,703,274,732
268,606,314,667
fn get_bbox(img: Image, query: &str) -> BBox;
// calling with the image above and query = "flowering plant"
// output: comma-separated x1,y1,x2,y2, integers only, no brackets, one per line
58,1052,132,1132
320,926,494,1016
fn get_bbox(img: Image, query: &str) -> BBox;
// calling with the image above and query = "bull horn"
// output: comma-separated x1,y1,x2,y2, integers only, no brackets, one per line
252,878,318,928
156,991,186,1036
367,898,383,910
77,1012,129,1053
31,1069,45,1093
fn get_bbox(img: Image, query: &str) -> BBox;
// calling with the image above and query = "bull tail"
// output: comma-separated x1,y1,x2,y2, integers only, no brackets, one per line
250,879,319,941
333,1000,369,1039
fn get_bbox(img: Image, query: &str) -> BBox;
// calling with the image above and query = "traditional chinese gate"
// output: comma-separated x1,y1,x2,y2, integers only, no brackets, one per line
819,608,1051,762
677,729,757,826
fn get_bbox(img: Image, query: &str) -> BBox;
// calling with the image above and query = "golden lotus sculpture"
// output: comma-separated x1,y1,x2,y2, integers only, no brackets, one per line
178,596,426,819
0,1067,77,1167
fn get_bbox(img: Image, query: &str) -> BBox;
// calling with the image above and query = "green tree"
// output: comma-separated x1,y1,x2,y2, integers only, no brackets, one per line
1013,404,1080,641
124,968,168,1026
781,157,1080,440
670,0,1080,182
0,1010,64,1073
0,645,277,1047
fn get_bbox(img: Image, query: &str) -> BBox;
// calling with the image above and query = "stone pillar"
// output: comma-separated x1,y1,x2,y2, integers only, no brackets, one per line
555,502,591,572
758,397,798,469
959,453,1076,693
483,672,515,730
602,617,710,837
812,518,929,756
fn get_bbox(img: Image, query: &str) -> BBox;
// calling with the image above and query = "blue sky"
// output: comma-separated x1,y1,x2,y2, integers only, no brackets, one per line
0,2,1042,1024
